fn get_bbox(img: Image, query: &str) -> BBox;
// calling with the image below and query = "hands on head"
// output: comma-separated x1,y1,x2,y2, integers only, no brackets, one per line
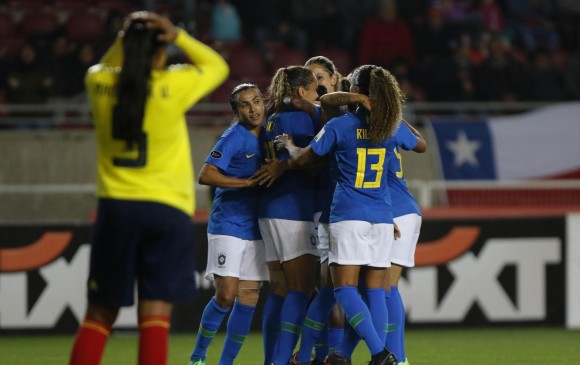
120,11,178,43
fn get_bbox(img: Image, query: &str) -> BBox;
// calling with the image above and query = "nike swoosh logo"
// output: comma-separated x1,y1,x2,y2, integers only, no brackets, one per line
246,154,255,158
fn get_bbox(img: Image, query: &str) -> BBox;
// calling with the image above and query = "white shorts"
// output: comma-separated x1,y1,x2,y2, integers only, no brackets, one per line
391,213,422,267
318,222,330,263
258,218,319,263
205,234,269,281
328,220,393,267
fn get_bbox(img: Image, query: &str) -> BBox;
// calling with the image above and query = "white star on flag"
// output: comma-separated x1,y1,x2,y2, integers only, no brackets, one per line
446,130,481,167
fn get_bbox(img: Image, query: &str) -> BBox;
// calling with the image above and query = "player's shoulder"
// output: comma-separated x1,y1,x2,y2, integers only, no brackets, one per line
326,112,358,129
221,122,239,138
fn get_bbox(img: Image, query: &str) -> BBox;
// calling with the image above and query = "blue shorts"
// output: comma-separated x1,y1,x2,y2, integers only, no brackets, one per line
88,199,196,307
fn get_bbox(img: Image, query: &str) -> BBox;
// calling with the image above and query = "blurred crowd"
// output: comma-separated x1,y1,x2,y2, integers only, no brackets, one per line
1,0,580,105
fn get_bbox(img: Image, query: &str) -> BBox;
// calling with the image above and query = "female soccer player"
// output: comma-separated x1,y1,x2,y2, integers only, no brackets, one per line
290,56,346,365
385,119,426,365
258,66,321,365
189,84,271,365
277,64,404,365
69,12,228,365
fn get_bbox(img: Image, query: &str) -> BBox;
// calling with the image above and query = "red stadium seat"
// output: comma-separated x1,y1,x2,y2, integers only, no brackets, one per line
20,9,60,35
6,0,47,12
228,48,269,80
66,11,104,42
316,48,354,75
53,0,91,12
0,37,26,60
550,48,569,70
96,0,134,15
270,48,308,71
238,76,271,94
211,40,248,60
209,79,240,103
0,12,17,39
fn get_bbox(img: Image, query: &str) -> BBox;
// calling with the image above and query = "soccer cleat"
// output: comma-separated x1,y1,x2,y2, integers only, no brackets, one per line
287,353,311,365
189,358,205,365
368,349,398,365
324,352,352,365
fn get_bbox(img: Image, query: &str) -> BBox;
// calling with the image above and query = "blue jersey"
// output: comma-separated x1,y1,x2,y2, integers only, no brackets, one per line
206,123,264,240
311,110,393,224
314,109,345,221
387,123,421,217
258,110,318,221
316,159,337,224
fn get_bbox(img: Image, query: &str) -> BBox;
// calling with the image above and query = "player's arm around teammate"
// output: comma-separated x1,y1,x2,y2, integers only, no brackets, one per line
278,65,404,365
189,84,270,365
257,66,322,365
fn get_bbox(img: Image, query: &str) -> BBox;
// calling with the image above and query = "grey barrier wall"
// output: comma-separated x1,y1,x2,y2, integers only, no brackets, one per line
0,127,436,222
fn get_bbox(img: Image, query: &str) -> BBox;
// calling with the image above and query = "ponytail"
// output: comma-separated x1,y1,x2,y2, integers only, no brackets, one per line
267,66,315,114
113,19,163,149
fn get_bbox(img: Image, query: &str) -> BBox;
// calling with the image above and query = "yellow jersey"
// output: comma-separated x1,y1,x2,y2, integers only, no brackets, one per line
85,29,229,215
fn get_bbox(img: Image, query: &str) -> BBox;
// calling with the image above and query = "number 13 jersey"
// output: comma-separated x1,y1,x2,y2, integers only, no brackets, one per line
310,109,393,224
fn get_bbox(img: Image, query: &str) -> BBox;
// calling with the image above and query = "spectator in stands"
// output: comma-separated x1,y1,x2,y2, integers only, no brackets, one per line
521,50,565,101
413,7,455,64
94,11,124,59
209,0,242,41
357,0,417,68
504,0,560,52
422,35,476,101
333,0,379,50
67,43,97,101
6,43,52,104
564,48,580,99
250,0,308,53
46,34,74,99
479,0,505,35
475,36,523,101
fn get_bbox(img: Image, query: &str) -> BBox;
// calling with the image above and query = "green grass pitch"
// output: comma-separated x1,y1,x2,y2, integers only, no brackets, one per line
1,328,579,365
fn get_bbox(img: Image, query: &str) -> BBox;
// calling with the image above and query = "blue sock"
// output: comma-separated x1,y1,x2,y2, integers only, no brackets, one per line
219,301,256,365
328,327,344,354
296,288,335,363
365,287,388,343
338,322,359,358
273,291,310,365
334,286,383,356
191,298,230,360
263,293,285,365
314,325,329,361
386,286,403,361
398,287,407,362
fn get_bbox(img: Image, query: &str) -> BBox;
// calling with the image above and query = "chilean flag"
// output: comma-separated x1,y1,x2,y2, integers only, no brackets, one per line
429,103,580,180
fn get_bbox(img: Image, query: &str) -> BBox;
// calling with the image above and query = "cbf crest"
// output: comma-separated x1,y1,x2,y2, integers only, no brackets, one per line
217,252,227,268
310,234,317,247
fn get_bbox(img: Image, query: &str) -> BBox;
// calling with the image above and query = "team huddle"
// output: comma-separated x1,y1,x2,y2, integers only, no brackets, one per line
68,11,425,365
194,48,426,365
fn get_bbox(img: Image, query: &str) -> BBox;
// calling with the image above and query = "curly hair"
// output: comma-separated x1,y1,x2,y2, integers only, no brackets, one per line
351,65,404,144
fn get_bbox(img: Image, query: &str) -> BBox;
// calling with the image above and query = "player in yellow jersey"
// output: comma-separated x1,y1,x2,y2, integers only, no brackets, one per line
69,11,229,365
